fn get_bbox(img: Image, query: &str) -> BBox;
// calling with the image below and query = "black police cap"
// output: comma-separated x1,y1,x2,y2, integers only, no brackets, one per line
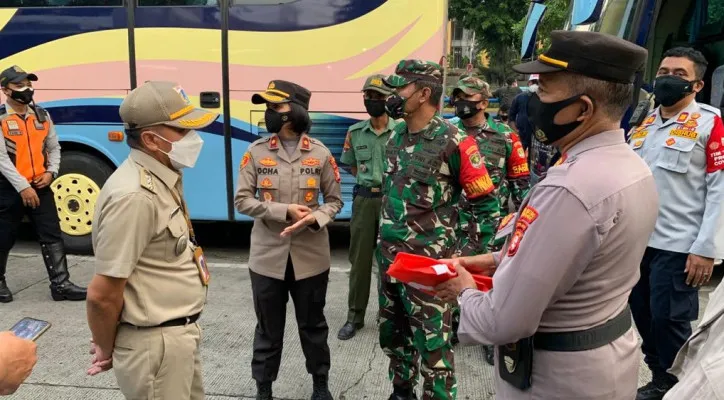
252,80,312,110
0,65,38,88
514,31,648,84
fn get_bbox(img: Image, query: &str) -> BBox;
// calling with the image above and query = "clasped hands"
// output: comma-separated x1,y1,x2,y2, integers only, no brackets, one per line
280,204,317,237
434,254,496,303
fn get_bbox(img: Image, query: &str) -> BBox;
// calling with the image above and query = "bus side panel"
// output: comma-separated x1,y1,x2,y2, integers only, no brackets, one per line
133,5,227,221
227,0,447,221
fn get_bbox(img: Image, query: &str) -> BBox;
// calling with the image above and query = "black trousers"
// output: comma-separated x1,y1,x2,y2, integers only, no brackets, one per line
250,257,331,383
629,247,698,382
0,181,62,252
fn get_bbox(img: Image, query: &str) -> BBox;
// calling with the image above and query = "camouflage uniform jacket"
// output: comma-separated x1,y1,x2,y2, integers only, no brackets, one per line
454,119,531,256
375,115,498,278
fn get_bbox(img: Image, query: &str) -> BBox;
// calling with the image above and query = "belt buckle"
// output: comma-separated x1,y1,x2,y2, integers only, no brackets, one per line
371,187,381,193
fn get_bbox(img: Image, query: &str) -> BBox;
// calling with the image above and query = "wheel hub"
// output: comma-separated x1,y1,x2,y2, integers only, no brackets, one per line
51,173,101,236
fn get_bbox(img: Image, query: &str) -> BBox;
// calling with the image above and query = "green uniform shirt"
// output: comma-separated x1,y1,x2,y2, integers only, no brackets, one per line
340,117,397,187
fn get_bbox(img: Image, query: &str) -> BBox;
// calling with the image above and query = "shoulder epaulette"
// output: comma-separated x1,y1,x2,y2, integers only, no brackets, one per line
30,104,48,122
137,167,156,194
698,103,721,117
309,137,323,145
347,120,367,132
249,137,270,149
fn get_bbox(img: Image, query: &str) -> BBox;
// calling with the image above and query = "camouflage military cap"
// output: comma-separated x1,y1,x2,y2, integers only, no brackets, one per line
362,74,393,95
452,76,491,98
383,60,443,88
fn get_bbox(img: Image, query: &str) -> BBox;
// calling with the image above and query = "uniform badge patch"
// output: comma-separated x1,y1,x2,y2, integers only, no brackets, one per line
343,132,352,152
644,115,656,125
263,192,273,202
241,152,251,169
302,158,320,167
669,129,698,140
517,147,525,158
710,142,720,150
519,206,539,226
6,120,19,130
666,137,676,146
269,136,279,149
305,191,315,202
692,113,701,120
328,156,341,183
630,130,648,140
677,112,689,123
497,214,515,232
260,178,273,188
307,177,317,187
683,120,698,129
507,228,525,257
633,140,644,149
534,129,547,142
259,157,277,167
301,137,311,150
469,152,483,169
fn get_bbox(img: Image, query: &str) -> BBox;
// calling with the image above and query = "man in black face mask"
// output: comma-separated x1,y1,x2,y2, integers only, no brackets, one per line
627,47,724,400
338,74,397,341
0,65,86,303
435,31,659,399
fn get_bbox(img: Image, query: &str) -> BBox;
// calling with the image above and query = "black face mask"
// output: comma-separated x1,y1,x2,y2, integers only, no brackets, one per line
654,75,695,107
385,93,407,119
528,93,585,145
454,100,482,120
7,87,34,105
264,108,290,133
364,99,386,118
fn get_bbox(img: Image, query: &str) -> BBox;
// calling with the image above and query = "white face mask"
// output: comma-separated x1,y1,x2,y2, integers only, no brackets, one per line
528,84,539,93
154,130,204,170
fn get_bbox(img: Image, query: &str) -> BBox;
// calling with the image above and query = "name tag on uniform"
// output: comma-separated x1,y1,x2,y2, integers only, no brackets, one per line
193,246,210,286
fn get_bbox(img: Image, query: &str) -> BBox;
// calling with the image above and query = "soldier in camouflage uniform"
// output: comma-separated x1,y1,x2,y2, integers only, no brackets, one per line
451,76,530,255
376,60,498,400
449,76,531,364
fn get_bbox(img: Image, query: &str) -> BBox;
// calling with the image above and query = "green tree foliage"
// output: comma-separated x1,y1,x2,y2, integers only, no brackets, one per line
511,0,569,56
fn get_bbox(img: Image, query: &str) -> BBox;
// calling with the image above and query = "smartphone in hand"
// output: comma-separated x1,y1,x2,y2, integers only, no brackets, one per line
10,317,51,341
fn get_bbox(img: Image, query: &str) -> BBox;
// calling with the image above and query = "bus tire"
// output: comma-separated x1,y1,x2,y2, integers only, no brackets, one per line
52,151,114,255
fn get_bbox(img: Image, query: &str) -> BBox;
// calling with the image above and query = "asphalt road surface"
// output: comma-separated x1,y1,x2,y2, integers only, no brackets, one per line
1,222,721,399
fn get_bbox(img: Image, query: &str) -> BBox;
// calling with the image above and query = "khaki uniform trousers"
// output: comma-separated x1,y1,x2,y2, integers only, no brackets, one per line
113,323,204,400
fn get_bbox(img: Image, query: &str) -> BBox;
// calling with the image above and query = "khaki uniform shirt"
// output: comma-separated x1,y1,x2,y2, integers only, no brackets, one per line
459,131,659,399
92,149,206,327
234,134,343,280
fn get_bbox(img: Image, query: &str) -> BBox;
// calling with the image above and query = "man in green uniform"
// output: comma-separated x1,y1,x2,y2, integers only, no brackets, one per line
377,60,498,400
338,74,397,341
449,76,531,363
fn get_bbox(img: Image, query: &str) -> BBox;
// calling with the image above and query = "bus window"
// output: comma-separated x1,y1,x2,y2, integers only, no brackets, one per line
521,2,547,59
571,0,604,25
231,0,296,4
0,0,122,6
137,0,218,6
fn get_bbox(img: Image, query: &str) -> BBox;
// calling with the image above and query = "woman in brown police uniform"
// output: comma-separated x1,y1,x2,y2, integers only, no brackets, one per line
234,80,343,400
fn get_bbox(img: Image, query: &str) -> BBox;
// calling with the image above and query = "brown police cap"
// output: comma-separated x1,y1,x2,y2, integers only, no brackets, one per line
252,80,312,110
120,81,218,130
513,31,648,84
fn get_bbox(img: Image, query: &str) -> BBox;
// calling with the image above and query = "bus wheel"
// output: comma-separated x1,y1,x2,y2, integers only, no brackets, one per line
51,151,114,255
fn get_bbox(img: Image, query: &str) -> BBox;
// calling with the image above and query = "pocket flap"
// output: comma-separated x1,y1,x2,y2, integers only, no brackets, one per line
663,137,697,152
167,210,187,238
299,175,321,189
257,175,280,189
355,148,372,161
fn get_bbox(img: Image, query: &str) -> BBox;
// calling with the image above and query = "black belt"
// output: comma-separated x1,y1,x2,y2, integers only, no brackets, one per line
356,185,383,198
533,306,631,352
122,312,201,329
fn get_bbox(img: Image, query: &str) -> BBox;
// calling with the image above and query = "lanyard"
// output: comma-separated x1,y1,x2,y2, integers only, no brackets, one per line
169,187,197,246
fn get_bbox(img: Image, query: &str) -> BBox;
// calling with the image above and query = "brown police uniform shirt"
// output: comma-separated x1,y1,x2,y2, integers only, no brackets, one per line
458,131,659,399
92,149,206,327
234,134,343,280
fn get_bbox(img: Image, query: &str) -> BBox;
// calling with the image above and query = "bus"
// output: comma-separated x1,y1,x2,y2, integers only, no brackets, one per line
0,0,448,253
521,0,724,114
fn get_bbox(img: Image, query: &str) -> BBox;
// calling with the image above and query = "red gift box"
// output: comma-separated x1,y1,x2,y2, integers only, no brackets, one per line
387,252,493,295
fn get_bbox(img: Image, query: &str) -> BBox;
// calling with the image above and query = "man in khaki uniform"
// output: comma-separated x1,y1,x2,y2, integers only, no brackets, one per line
234,80,342,400
338,74,396,340
85,81,217,400
436,31,659,399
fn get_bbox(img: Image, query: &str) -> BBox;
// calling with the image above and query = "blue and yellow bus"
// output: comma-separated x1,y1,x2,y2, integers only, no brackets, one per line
0,0,448,252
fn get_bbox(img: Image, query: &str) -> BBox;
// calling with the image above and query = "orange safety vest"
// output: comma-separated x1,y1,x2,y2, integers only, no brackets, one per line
1,106,49,182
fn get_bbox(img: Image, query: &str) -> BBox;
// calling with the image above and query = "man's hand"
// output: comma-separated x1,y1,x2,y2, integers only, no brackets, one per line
287,204,311,223
19,187,40,209
435,265,477,303
87,340,113,376
0,331,37,396
280,214,317,238
439,254,496,277
32,172,53,189
686,254,715,287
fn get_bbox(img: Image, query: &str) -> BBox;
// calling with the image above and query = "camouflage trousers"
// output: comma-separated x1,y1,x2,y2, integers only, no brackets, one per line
378,279,456,400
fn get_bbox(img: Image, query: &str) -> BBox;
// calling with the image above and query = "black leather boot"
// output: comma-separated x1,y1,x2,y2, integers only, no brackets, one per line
41,242,86,301
256,381,272,400
388,385,417,400
311,375,333,400
0,251,12,303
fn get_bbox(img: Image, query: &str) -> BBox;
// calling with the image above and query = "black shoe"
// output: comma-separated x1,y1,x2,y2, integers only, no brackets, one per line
483,345,495,366
636,378,674,400
41,242,86,301
0,251,12,303
256,381,272,400
311,375,333,400
388,385,417,400
337,321,364,340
